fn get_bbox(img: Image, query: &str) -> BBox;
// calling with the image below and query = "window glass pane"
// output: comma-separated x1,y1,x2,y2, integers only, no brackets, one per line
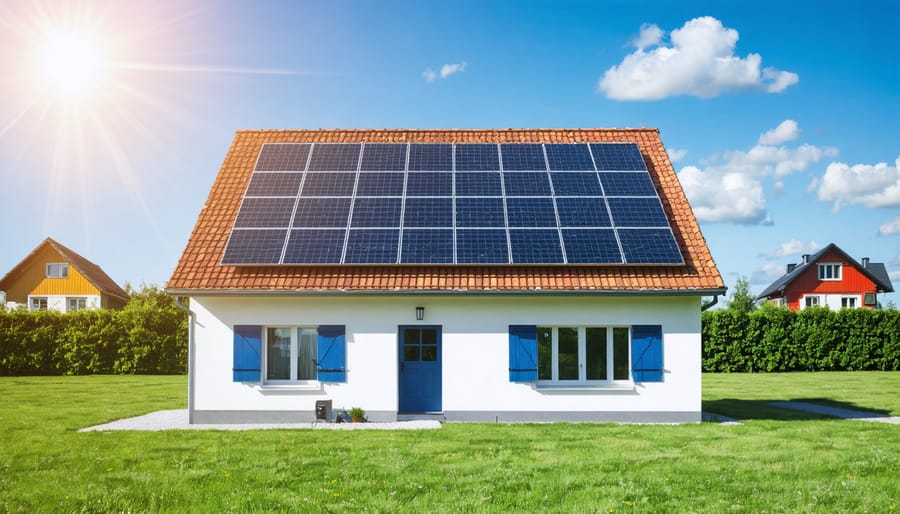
558,327,578,380
586,328,607,380
267,328,291,380
538,327,552,380
297,328,317,380
404,329,420,345
422,346,437,361
422,329,437,345
404,345,420,361
613,328,629,380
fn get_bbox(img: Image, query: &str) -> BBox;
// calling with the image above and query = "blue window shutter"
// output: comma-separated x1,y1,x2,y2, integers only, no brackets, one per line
509,325,538,382
233,325,261,382
631,325,663,382
317,325,346,382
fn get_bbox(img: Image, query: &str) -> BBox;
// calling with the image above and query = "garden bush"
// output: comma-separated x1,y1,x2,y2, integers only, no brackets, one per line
702,307,900,372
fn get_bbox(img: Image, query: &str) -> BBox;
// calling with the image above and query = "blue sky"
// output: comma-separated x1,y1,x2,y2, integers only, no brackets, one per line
1,0,898,304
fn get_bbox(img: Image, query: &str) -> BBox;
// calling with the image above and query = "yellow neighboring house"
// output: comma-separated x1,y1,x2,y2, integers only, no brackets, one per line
0,238,129,312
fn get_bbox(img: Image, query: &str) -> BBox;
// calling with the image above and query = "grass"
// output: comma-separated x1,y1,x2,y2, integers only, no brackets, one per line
0,373,896,513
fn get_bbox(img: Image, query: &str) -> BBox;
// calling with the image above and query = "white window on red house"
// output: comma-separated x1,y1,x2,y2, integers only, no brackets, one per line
67,297,87,311
30,297,48,310
841,296,858,308
805,295,821,308
817,263,841,281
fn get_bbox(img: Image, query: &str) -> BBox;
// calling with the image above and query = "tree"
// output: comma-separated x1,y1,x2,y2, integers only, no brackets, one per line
726,276,757,314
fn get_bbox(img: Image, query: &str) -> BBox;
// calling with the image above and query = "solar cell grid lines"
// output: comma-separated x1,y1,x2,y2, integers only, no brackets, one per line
222,141,684,265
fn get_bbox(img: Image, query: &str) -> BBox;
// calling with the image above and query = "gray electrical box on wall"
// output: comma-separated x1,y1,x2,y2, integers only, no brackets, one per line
315,400,332,421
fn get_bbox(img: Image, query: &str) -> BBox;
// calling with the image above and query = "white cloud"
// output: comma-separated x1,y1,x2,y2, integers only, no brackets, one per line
598,16,798,100
677,120,834,224
423,61,467,83
678,165,771,224
758,120,800,145
813,157,900,210
766,239,819,258
667,148,688,163
879,215,900,236
889,270,900,281
751,262,788,285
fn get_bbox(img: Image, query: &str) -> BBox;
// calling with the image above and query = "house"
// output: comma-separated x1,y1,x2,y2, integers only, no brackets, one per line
757,243,894,310
166,129,725,424
0,238,130,312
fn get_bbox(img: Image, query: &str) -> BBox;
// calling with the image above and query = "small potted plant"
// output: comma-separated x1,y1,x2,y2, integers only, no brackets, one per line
348,406,366,423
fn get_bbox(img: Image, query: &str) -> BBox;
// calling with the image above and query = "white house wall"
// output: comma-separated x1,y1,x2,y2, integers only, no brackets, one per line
190,294,701,424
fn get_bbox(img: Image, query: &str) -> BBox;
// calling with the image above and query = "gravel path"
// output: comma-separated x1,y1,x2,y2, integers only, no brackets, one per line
770,402,900,424
79,409,441,432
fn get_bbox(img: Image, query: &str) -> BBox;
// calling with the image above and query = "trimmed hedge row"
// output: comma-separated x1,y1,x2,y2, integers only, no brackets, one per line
702,307,900,372
0,301,187,376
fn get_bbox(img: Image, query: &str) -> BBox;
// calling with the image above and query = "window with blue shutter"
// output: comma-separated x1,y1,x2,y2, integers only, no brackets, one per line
509,325,538,382
317,325,346,382
631,325,663,382
233,325,262,382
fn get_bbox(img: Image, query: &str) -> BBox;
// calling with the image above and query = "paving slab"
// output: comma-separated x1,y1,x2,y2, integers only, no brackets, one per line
79,409,441,432
770,402,900,424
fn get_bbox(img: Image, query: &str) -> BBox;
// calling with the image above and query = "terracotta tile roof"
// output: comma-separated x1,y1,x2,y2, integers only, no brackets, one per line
0,238,130,302
167,129,724,294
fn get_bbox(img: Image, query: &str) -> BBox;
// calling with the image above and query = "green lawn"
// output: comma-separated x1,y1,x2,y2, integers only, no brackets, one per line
0,373,897,513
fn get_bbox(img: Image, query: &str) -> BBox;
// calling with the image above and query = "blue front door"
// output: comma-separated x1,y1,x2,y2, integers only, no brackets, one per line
398,325,442,413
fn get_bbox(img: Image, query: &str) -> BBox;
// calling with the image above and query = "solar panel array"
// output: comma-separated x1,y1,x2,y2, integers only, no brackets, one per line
222,143,684,265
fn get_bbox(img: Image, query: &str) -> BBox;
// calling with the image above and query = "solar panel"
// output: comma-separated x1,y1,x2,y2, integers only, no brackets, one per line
344,229,399,263
545,144,595,171
455,144,499,171
500,144,546,171
598,172,657,196
222,229,287,264
400,229,453,263
356,172,404,196
591,143,647,171
223,142,683,266
618,229,683,264
562,229,622,264
406,172,452,196
350,197,402,228
509,229,564,263
456,229,509,263
233,198,295,228
283,229,346,263
550,172,602,196
607,197,668,227
455,172,502,196
255,144,311,171
503,172,551,196
360,144,407,171
307,144,361,171
403,197,453,227
245,173,304,196
408,144,452,171
556,198,611,227
456,197,505,227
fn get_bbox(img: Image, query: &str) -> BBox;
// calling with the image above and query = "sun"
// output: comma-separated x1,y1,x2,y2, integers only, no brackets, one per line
35,28,108,101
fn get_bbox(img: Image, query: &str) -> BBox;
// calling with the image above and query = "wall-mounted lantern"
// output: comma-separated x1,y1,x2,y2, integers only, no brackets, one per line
416,306,425,321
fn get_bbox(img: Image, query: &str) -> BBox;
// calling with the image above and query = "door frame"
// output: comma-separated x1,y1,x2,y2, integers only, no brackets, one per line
397,325,443,413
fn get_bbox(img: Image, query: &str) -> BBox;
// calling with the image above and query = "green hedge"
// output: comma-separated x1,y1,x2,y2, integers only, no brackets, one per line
0,299,187,376
702,307,900,372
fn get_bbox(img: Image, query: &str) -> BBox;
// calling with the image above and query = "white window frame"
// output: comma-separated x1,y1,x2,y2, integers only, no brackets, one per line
67,297,87,312
817,263,842,281
46,263,69,278
30,297,48,310
261,326,318,385
537,326,631,386
804,295,822,308
840,296,858,309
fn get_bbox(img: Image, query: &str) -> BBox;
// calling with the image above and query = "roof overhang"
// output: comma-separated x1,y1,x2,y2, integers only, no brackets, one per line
166,287,727,298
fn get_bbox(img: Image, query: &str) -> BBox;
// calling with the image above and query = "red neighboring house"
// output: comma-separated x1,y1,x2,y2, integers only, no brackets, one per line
757,243,894,310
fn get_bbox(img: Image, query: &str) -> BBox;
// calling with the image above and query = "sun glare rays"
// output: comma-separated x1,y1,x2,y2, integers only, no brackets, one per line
0,1,316,251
